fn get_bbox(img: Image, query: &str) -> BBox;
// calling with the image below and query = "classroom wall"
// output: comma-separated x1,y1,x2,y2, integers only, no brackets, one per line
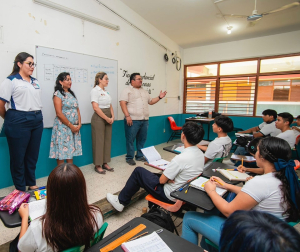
0,0,184,189
183,30,300,64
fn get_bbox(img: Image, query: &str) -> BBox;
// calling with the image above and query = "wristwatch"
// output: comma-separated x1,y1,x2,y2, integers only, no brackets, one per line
158,96,162,99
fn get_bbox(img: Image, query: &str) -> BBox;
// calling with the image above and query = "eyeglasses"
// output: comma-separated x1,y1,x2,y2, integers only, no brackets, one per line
134,78,143,81
24,61,36,67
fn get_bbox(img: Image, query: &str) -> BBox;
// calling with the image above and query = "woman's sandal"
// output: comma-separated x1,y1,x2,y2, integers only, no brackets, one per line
27,186,38,191
94,166,106,174
102,164,114,172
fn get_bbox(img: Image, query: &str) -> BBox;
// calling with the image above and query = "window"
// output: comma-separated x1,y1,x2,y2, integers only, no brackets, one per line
184,54,300,116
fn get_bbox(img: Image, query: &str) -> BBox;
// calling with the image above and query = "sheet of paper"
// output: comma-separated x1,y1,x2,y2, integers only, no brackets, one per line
121,232,172,252
174,146,184,153
141,146,161,163
231,154,256,162
29,199,46,221
235,133,252,137
149,159,170,170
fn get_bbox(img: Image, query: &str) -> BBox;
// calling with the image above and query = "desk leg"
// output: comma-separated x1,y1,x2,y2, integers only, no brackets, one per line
207,123,210,141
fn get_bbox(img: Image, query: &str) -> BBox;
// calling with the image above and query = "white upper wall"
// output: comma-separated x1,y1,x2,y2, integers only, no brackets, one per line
184,30,300,65
0,0,183,122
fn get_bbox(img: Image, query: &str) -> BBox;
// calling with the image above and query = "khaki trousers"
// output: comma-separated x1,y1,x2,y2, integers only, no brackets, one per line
91,109,112,166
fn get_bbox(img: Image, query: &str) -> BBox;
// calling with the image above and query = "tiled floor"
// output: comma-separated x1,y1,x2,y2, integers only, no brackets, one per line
1,139,299,247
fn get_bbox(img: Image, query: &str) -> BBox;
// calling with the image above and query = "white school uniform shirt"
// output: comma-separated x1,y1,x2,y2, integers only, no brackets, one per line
0,73,42,111
18,211,103,252
276,129,296,148
204,135,232,169
90,85,111,109
258,121,281,137
241,172,287,220
163,146,205,201
293,126,300,138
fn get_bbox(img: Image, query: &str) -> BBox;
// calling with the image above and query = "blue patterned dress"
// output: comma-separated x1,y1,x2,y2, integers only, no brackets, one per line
49,91,82,160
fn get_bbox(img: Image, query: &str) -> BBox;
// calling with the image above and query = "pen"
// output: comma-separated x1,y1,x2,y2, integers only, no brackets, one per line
179,184,189,192
213,178,224,186
185,185,191,194
242,158,244,167
224,169,238,171
127,232,149,242
157,164,168,167
38,186,46,190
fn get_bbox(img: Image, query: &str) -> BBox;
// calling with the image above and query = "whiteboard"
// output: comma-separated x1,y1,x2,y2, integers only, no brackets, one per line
36,46,118,128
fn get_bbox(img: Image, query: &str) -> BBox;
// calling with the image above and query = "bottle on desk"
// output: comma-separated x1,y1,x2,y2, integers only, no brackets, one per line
208,108,212,118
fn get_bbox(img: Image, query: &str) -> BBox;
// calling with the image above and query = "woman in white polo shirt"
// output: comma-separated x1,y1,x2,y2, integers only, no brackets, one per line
90,72,114,174
0,52,43,191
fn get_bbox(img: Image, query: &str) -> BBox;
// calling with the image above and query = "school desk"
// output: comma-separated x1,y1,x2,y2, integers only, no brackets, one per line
85,217,203,252
170,162,240,211
185,117,215,140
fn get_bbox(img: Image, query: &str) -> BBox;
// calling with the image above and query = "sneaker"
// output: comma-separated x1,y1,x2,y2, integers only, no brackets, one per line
126,159,136,166
106,193,124,212
136,156,147,162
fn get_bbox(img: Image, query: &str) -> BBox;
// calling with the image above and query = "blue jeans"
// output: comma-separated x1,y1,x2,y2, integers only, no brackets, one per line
234,146,248,155
124,119,148,160
181,192,236,246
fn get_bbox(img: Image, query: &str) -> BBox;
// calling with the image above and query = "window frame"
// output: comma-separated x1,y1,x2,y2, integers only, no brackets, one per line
183,53,300,116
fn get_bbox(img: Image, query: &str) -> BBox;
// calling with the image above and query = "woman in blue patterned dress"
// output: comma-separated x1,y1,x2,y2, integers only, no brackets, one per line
49,72,82,165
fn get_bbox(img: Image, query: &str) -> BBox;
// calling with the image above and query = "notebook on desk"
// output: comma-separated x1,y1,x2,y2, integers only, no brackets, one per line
141,146,170,170
190,177,227,196
216,169,250,181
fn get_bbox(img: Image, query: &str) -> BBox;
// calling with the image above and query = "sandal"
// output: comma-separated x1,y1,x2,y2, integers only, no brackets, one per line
102,164,114,172
94,166,106,174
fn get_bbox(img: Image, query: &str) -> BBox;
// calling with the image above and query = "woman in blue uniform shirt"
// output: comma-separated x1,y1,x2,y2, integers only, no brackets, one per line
0,52,43,191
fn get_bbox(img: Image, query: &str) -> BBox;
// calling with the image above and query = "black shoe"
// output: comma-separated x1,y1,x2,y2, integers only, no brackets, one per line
126,159,136,166
136,156,147,162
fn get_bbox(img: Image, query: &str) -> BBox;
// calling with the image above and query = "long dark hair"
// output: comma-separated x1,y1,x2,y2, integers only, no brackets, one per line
258,137,300,221
41,164,102,251
219,210,300,252
10,52,34,76
54,72,76,98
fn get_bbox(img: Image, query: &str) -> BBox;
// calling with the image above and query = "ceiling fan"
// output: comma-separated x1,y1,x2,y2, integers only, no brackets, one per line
217,0,300,26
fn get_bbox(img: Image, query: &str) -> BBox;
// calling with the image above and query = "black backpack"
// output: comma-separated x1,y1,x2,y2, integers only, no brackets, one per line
141,207,178,235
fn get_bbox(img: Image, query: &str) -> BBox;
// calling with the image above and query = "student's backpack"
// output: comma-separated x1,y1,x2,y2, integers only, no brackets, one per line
141,206,179,235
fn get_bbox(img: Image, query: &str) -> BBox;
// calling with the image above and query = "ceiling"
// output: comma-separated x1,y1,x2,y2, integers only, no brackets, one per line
120,0,300,48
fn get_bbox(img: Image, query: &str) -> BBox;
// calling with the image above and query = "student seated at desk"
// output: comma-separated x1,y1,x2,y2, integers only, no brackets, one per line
219,210,300,252
17,164,103,252
275,112,296,149
197,115,233,168
292,115,300,138
181,137,300,247
237,137,263,174
234,109,281,155
106,122,205,212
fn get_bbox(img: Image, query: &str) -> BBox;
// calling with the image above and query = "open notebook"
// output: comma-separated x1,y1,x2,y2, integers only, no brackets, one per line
217,169,250,181
121,232,172,252
190,177,227,196
29,199,46,221
141,146,170,170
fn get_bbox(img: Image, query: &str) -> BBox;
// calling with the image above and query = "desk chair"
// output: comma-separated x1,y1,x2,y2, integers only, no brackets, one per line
212,157,224,163
62,222,108,252
167,117,182,143
145,195,184,235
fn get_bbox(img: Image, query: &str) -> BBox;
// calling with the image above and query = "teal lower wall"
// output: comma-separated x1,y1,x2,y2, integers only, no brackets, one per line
0,114,291,189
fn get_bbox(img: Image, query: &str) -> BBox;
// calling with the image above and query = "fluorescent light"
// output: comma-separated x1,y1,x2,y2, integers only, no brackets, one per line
227,26,232,34
33,0,120,30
